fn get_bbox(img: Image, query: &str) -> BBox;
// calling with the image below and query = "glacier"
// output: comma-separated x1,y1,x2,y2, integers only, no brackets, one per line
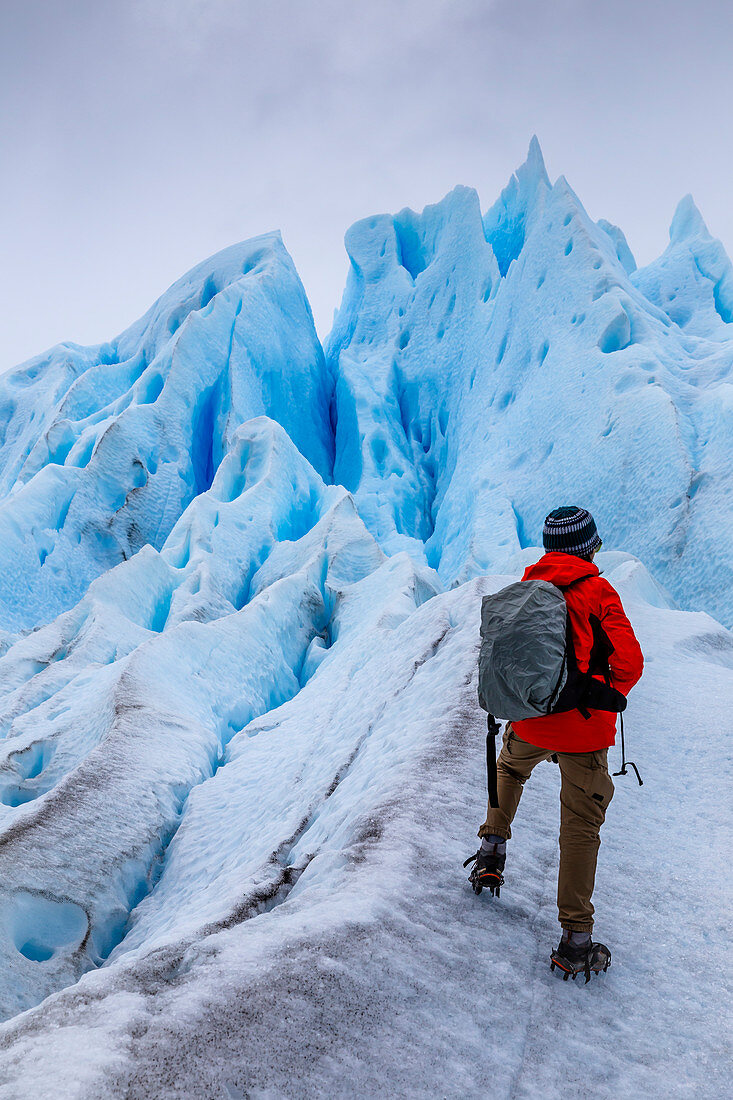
0,140,730,1099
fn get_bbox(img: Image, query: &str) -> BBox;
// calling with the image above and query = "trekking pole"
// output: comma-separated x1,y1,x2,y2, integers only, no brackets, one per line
486,714,501,808
613,713,643,786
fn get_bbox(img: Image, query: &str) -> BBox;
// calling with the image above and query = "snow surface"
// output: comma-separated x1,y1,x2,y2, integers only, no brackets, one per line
0,140,731,1097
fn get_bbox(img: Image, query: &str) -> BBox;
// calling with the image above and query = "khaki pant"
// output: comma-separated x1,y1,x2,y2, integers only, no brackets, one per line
478,725,614,932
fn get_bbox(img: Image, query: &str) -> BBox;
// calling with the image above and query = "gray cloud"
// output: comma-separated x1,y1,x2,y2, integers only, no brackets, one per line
1,0,732,369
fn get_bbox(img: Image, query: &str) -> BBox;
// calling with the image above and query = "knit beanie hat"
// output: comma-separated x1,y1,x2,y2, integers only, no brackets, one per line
543,506,602,559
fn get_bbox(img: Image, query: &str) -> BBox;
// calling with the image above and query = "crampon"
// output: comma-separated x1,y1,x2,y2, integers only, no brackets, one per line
463,848,505,897
550,939,611,984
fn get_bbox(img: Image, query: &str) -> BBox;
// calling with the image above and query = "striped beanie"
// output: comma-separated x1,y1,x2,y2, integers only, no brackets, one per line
543,507,602,559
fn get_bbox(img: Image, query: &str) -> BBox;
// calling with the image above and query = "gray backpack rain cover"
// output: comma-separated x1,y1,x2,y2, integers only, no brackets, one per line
477,579,569,721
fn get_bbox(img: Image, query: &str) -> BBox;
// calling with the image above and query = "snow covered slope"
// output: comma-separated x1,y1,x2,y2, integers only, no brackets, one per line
0,553,730,1099
0,143,731,1097
326,138,733,627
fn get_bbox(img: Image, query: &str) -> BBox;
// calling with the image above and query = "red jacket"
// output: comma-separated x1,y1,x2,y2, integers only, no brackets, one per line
512,553,644,753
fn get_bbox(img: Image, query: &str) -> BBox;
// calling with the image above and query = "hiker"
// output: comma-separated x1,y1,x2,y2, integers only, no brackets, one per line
469,506,643,981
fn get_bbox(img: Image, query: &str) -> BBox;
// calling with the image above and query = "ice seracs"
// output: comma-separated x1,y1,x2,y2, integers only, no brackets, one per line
0,234,331,635
3,141,732,630
328,139,733,627
327,184,498,571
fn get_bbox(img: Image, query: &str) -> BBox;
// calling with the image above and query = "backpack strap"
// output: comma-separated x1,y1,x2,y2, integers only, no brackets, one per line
553,573,595,720
553,588,627,718
486,714,501,808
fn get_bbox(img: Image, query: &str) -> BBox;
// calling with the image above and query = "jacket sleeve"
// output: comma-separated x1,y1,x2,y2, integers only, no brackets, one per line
596,579,644,696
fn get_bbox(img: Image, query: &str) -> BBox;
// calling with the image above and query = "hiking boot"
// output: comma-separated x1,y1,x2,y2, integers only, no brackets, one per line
550,938,611,983
464,847,505,896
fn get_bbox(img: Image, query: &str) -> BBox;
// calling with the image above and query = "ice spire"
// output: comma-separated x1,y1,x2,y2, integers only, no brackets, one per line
665,194,733,323
523,134,551,191
669,194,709,244
483,136,551,276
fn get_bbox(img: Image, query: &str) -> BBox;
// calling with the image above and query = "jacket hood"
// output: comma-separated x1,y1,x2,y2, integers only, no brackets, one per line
522,552,599,587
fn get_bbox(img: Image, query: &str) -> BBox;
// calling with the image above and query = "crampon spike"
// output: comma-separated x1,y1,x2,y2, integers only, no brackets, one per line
464,848,505,897
550,939,611,984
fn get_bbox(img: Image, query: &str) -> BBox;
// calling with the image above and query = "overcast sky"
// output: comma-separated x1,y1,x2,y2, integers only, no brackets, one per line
2,0,732,370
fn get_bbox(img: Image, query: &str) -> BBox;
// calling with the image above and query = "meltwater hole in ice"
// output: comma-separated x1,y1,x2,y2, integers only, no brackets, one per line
9,893,88,963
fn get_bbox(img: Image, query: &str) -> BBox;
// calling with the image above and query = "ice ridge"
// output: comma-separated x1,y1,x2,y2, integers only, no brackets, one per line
327,140,733,628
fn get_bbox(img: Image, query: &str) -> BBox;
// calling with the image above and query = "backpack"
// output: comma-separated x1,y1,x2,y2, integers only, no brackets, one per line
477,578,627,807
478,578,627,722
